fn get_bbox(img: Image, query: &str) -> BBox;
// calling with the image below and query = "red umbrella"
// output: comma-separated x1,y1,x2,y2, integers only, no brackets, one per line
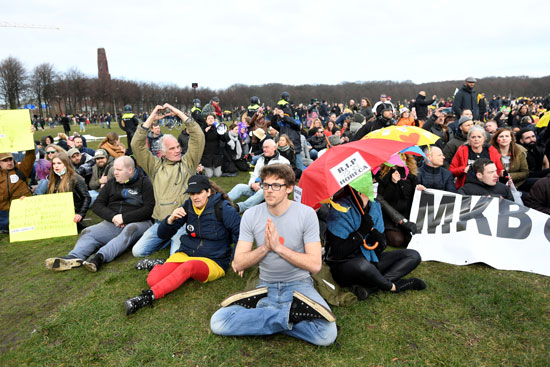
297,139,412,208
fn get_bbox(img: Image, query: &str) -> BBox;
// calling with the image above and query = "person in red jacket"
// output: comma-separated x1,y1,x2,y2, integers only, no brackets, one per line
450,125,504,189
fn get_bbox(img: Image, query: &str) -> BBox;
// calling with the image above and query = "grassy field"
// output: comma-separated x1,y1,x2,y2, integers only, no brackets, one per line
1,124,549,366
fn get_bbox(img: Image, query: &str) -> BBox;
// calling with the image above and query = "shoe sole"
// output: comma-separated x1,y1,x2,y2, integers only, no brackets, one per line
293,291,336,322
220,287,268,307
83,261,97,272
45,258,83,271
124,300,134,316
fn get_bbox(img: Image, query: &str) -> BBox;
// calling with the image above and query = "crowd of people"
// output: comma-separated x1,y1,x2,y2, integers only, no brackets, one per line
1,78,550,347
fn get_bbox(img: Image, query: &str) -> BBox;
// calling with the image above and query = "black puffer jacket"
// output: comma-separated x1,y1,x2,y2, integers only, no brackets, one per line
458,175,513,201
452,84,479,119
92,169,154,224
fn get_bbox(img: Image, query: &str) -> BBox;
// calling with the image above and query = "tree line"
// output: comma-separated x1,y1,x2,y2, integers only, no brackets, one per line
1,55,548,117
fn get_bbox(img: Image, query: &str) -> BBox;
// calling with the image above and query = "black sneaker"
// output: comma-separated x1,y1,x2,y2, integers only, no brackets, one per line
135,258,165,271
83,253,104,273
220,287,269,308
125,289,155,315
45,255,83,271
289,291,336,323
351,285,370,301
394,278,427,293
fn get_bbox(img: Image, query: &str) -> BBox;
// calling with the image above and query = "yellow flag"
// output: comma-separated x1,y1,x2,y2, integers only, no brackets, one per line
0,109,35,153
9,193,78,242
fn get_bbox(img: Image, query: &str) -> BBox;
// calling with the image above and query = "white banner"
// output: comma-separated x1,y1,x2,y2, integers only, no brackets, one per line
408,189,550,277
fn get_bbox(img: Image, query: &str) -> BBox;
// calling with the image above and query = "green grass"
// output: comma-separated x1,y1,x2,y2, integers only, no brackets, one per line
1,124,549,366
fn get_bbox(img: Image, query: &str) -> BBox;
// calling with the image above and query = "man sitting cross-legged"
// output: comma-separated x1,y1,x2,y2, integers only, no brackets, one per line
45,156,155,272
210,164,337,346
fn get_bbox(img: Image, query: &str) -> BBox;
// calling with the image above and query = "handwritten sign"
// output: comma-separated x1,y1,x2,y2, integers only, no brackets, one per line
329,151,371,188
0,109,34,153
9,193,77,242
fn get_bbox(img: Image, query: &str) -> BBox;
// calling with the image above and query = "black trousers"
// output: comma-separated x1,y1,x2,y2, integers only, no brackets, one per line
328,249,421,291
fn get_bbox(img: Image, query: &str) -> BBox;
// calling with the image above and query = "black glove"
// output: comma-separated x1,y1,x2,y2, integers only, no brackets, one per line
401,220,417,235
358,213,374,235
368,228,385,247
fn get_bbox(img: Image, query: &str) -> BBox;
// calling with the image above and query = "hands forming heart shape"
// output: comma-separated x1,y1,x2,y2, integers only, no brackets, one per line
150,103,187,122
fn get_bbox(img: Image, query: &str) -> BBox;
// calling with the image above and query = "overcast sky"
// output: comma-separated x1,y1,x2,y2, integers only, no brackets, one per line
2,0,549,90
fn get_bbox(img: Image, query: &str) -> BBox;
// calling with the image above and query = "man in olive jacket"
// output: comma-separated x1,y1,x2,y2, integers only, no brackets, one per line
131,103,205,257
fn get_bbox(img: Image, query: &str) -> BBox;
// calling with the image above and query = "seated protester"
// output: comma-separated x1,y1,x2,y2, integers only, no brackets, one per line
422,108,452,150
41,135,55,148
146,122,163,158
443,116,473,167
307,127,327,160
351,105,394,141
348,113,364,137
396,107,420,127
277,134,301,179
449,125,504,190
68,148,95,184
249,128,267,165
99,132,126,158
56,133,70,151
307,119,323,138
490,128,529,190
484,120,498,140
201,113,226,178
47,152,91,232
211,164,337,346
340,120,352,141
458,158,513,200
131,104,204,258
45,156,154,272
376,156,419,247
222,123,247,176
73,135,95,157
34,150,51,182
516,127,550,193
88,149,115,204
299,132,313,167
317,134,342,159
323,120,338,137
270,106,303,171
523,174,550,214
324,185,426,301
511,104,535,129
228,139,290,214
417,146,456,192
0,149,35,232
125,175,240,315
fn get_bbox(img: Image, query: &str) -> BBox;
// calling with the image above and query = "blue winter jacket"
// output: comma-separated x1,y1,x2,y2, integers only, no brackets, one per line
157,192,241,269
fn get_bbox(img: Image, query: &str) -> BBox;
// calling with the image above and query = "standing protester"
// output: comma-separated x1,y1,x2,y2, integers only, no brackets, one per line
121,105,140,156
413,91,436,122
452,77,479,120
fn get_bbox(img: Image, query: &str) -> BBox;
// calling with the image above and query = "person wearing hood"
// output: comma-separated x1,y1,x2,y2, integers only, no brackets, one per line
45,156,154,273
458,158,513,200
452,77,479,120
351,105,394,141
124,175,240,315
413,91,436,122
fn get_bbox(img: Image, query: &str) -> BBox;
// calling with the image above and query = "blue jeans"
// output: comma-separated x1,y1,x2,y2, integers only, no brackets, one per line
310,149,319,160
131,220,186,257
210,279,337,346
34,179,49,195
227,184,264,213
0,210,9,231
295,153,305,171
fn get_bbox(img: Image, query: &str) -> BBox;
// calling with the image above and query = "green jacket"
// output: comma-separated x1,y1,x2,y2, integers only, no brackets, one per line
131,119,205,220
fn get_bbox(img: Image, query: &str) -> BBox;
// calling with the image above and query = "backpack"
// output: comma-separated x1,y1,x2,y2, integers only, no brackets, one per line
183,199,224,223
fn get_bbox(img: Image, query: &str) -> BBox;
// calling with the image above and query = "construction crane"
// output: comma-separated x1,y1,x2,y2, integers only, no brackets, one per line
0,21,60,30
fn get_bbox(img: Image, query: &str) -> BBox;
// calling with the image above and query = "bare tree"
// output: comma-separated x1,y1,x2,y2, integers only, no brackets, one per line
0,56,27,109
30,63,57,117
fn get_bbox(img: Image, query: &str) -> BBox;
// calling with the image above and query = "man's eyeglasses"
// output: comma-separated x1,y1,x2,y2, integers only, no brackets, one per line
260,182,286,191
46,151,56,154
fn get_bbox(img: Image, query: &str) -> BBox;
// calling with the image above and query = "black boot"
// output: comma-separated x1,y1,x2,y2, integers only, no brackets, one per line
125,290,155,315
83,253,104,273
394,278,427,293
289,291,336,324
134,258,165,271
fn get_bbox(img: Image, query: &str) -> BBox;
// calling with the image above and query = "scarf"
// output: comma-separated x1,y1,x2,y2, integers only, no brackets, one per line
227,131,242,159
214,103,222,117
278,144,290,152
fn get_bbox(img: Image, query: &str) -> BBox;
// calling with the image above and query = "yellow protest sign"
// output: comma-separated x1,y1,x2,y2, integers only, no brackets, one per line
0,109,35,153
9,193,77,242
